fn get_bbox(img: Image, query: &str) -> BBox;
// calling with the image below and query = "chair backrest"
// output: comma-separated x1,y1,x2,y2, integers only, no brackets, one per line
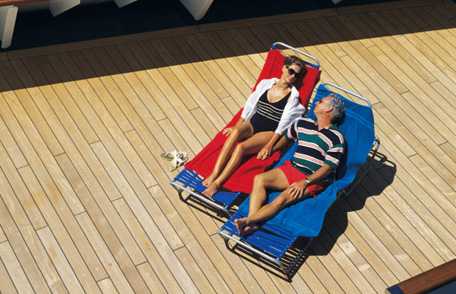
308,84,375,189
253,48,321,107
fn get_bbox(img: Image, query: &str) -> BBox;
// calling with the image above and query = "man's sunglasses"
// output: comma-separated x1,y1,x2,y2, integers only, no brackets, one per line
287,67,301,77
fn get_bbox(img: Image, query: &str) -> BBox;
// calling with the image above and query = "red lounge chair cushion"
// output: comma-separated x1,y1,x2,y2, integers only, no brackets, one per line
185,49,321,193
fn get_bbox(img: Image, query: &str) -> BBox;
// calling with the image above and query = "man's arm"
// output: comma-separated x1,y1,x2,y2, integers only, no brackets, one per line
287,164,333,200
303,164,332,185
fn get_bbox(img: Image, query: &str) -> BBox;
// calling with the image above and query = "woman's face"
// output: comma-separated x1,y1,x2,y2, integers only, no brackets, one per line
282,63,302,84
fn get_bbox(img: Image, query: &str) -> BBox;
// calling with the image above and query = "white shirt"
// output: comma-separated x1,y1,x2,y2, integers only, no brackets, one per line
240,78,305,135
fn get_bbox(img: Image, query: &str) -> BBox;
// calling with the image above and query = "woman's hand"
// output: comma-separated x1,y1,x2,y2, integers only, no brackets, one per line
222,127,233,136
257,145,272,160
286,181,307,201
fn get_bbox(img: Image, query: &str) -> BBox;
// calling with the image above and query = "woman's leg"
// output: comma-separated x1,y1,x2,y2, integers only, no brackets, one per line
202,131,274,197
202,122,253,187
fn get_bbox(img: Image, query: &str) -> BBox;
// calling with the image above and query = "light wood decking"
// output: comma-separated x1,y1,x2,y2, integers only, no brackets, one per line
0,0,455,293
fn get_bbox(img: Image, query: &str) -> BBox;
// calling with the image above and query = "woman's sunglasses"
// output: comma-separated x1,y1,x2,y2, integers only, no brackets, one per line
287,67,301,77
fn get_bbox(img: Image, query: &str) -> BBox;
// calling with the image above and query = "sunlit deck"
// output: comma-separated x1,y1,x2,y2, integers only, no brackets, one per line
0,0,455,293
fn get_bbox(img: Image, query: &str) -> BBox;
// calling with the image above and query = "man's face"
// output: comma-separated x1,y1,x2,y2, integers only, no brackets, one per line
315,96,334,114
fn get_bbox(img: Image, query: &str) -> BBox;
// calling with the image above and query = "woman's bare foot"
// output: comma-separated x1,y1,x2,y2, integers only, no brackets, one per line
202,174,217,187
202,181,220,198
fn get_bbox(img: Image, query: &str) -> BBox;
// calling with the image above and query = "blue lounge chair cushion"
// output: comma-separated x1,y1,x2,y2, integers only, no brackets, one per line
234,84,375,238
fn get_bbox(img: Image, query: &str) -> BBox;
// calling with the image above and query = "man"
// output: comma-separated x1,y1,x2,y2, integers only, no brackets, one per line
235,94,345,235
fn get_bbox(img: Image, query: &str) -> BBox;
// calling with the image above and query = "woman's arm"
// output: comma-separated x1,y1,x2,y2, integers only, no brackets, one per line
234,118,245,129
271,134,291,152
257,133,287,160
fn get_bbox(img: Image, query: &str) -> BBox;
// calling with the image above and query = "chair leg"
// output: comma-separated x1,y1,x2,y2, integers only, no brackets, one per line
283,238,312,280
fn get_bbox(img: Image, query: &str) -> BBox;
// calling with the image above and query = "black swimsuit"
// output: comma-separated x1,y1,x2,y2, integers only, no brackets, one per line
250,89,290,133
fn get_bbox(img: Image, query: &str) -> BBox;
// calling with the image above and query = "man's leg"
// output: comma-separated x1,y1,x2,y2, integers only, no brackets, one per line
235,168,289,234
202,131,274,197
245,189,295,224
237,187,313,235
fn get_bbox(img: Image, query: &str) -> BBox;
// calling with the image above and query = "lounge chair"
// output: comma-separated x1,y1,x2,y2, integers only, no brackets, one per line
218,83,380,280
170,42,321,216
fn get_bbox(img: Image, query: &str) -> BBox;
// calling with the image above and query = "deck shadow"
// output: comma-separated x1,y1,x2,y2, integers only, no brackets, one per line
0,1,455,92
310,152,397,257
222,152,396,282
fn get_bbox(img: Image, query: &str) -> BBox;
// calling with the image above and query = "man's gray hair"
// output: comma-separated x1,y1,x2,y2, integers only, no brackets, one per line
328,94,345,124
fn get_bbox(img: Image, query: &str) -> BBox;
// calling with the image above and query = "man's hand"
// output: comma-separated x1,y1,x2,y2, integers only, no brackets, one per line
222,127,233,136
257,145,272,160
286,181,307,201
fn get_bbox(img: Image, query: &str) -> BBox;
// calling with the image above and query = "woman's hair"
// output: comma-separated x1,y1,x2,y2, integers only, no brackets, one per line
284,55,307,77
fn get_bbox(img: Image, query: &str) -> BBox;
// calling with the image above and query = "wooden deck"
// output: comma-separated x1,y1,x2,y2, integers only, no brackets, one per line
0,0,455,292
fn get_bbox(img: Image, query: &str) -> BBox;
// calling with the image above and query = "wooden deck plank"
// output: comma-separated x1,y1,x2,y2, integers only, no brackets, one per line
21,224,69,294
0,226,5,243
0,113,28,169
54,153,173,292
0,196,51,294
75,213,140,294
37,226,87,294
0,255,19,294
17,167,103,293
185,34,246,108
318,13,456,218
162,38,235,124
114,43,212,148
0,97,102,294
0,241,36,294
98,278,120,294
26,57,169,286
373,126,456,260
1,1,456,293
367,12,456,151
408,7,456,68
111,197,198,293
146,40,228,130
209,234,273,294
0,63,86,215
194,33,252,106
101,44,204,155
2,60,65,157
0,144,47,231
174,246,218,294
136,263,167,294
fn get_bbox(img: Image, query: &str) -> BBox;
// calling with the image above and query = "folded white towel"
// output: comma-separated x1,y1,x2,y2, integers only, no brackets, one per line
161,150,188,171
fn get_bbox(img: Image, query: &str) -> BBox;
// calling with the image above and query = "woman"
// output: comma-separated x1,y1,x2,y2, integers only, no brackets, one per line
202,55,307,197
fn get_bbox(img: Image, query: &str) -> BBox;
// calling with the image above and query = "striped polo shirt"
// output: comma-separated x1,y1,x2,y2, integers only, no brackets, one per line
287,117,345,175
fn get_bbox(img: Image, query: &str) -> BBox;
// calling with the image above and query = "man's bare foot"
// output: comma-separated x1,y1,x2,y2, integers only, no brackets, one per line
202,174,217,187
240,224,259,236
201,182,220,198
234,217,248,234
234,217,258,235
